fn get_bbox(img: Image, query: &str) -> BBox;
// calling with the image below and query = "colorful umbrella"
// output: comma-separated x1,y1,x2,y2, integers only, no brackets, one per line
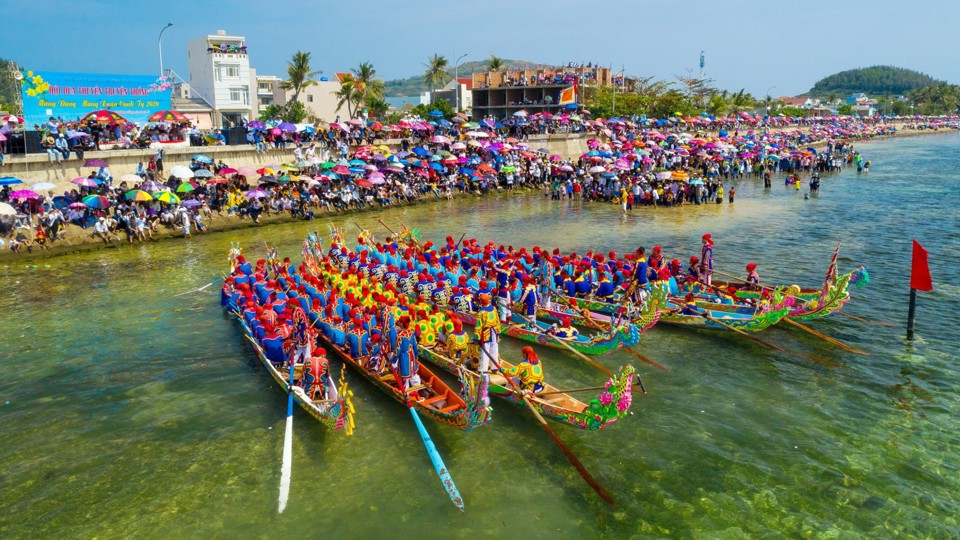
176,182,198,193
192,154,213,164
9,190,40,200
218,167,238,175
82,195,111,209
1,115,24,123
194,169,214,179
83,158,109,168
0,176,23,186
72,177,101,187
140,181,164,192
181,199,202,208
246,120,266,130
257,167,277,175
153,191,181,204
125,189,153,202
79,110,128,124
148,110,189,123
244,189,267,199
120,173,143,184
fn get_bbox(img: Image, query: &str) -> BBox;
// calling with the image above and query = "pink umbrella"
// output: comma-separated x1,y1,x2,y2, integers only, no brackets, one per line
236,166,257,177
368,172,385,180
218,167,239,175
72,177,101,187
332,165,350,175
431,135,451,144
9,190,41,200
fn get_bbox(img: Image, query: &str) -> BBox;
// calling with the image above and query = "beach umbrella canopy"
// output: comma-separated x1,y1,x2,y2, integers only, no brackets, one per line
1,115,24,123
120,174,143,184
235,166,256,177
30,182,56,191
428,110,444,117
82,195,110,209
0,176,23,186
246,120,266,130
125,189,153,202
176,182,198,193
257,167,277,175
194,169,214,179
153,191,181,204
181,199,202,208
218,167,238,175
72,177,100,187
83,158,109,168
148,110,189,123
277,122,297,132
140,181,164,192
244,189,267,199
10,189,41,200
0,202,16,216
80,110,127,124
192,154,213,164
170,166,194,179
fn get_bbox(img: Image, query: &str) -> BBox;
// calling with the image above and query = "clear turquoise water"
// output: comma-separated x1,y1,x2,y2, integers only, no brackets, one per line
1,134,958,539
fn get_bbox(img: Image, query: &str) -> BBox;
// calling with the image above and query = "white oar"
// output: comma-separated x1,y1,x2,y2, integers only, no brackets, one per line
278,356,296,513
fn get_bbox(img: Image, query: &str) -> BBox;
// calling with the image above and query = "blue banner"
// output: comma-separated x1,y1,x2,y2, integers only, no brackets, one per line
20,70,171,128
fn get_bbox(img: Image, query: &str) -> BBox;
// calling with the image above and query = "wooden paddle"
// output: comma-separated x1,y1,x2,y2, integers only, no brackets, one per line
476,345,615,506
781,318,869,355
507,308,620,379
701,312,837,367
537,385,608,396
174,276,224,297
836,311,896,328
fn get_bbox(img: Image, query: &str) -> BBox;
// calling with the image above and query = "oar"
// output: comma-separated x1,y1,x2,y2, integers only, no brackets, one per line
702,312,837,367
174,276,224,297
781,318,869,355
277,349,297,513
550,293,669,374
836,311,896,328
389,365,465,512
537,385,608,396
476,345,615,506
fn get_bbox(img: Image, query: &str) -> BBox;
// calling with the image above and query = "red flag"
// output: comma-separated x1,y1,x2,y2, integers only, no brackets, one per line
559,86,576,105
910,240,933,291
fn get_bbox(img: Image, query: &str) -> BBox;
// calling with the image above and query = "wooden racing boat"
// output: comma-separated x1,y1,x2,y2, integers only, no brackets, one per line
418,343,635,431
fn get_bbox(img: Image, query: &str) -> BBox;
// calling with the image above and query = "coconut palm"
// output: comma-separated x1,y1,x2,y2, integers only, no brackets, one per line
280,51,319,104
352,62,385,107
423,54,450,91
334,76,357,118
487,55,505,72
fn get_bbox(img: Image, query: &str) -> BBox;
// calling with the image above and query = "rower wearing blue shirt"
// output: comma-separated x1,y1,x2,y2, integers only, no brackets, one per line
746,263,761,289
701,233,715,286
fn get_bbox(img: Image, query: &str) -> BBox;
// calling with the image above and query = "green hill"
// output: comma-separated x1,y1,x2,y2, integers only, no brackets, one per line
806,66,944,97
384,58,546,97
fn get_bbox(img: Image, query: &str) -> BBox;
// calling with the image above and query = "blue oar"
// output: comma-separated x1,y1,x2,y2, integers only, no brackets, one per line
278,354,296,513
392,366,464,512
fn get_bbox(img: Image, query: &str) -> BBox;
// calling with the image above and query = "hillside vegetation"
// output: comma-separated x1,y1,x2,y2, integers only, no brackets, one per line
807,66,944,97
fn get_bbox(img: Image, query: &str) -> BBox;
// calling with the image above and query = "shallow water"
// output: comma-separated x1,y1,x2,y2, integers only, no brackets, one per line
1,133,958,539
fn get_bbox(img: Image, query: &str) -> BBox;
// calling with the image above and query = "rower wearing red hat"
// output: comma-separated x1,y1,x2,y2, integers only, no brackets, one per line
517,275,540,328
672,293,701,316
552,315,579,340
445,317,470,363
669,259,684,280
504,346,545,393
701,233,714,285
687,256,702,283
746,263,760,289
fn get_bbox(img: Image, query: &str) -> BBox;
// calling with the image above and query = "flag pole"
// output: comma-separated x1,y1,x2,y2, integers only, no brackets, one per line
906,288,917,341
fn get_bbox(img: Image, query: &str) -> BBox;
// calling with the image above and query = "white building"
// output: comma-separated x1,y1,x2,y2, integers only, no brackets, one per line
256,75,281,114
271,80,348,123
186,30,257,128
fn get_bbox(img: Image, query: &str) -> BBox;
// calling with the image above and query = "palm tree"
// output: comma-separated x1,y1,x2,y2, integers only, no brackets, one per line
728,89,754,114
487,55,504,72
352,62,385,108
423,54,450,91
826,92,838,106
334,76,357,118
280,51,319,104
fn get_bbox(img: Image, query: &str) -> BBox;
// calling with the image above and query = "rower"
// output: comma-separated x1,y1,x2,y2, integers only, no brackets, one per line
687,256,702,284
394,316,421,390
445,317,470,363
474,293,501,373
700,234,715,286
302,347,329,400
503,346,545,393
746,263,761,289
517,276,540,328
672,293,701,316
551,316,579,340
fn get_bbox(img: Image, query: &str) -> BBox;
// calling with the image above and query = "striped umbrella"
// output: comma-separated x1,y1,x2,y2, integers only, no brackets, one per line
140,181,164,192
153,191,181,204
72,177,101,187
125,189,153,202
82,195,111,209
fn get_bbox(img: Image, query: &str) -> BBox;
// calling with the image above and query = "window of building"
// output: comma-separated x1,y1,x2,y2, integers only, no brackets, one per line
307,95,314,102
229,87,249,105
223,65,240,79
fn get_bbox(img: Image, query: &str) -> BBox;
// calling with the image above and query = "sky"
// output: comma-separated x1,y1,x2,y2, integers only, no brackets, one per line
4,0,960,98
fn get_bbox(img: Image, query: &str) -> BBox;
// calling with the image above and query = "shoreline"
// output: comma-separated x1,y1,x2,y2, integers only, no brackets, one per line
2,126,954,264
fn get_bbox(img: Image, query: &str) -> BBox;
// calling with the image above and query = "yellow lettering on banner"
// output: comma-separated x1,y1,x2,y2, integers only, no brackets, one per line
38,99,55,107
119,100,133,107
146,100,160,107
82,100,98,108
58,101,77,108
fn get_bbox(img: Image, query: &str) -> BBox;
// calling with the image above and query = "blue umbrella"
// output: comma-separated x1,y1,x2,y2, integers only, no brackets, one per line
349,167,366,174
348,159,366,166
0,176,23,186
412,147,431,157
195,169,214,178
193,154,213,164
429,110,443,117
438,119,452,128
564,103,578,109
302,126,316,133
429,162,443,171
459,167,474,175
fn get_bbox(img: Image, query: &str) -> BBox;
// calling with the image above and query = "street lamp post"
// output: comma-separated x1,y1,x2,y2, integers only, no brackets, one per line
158,23,174,77
454,53,468,112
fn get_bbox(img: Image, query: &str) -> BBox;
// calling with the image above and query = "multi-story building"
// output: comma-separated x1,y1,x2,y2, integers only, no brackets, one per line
470,65,610,120
256,75,281,114
186,30,257,128
271,79,347,123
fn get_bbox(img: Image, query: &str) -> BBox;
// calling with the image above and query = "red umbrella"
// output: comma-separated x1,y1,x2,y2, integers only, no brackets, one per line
148,109,189,123
80,110,128,124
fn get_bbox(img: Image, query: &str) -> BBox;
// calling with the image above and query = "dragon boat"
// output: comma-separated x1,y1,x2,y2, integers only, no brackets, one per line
222,295,355,434
232,249,492,432
419,343,635,431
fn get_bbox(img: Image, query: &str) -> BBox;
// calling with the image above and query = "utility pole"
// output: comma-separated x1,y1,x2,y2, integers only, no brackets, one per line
158,23,174,77
454,53,468,112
